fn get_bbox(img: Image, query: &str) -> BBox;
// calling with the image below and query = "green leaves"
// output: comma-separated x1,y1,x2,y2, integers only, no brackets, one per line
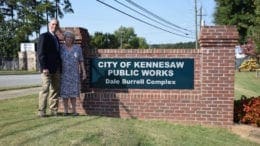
90,26,149,49
0,0,74,58
253,0,260,54
214,0,255,43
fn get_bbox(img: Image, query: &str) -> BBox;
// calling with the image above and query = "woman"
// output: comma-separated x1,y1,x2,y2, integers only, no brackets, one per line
60,31,86,116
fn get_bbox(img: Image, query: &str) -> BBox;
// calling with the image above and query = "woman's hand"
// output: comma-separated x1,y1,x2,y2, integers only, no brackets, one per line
82,71,86,80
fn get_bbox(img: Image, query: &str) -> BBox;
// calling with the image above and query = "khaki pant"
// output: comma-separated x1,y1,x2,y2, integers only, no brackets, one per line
38,72,60,113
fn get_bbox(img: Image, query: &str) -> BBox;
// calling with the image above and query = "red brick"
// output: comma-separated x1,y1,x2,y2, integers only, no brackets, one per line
57,26,237,127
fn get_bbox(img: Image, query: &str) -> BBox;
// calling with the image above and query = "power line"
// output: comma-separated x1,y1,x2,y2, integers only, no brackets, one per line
96,0,193,39
125,0,192,33
113,0,190,36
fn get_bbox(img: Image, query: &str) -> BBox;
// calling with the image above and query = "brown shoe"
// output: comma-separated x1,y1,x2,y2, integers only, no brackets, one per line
38,111,46,117
50,111,58,116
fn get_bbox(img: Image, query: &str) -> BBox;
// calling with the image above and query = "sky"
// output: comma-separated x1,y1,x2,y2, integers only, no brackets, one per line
54,0,216,44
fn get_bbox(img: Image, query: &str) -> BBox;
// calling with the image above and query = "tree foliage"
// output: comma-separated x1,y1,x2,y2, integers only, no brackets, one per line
90,32,119,49
151,42,195,49
253,0,260,54
90,26,194,49
214,0,256,43
0,0,73,58
90,26,148,49
114,26,137,49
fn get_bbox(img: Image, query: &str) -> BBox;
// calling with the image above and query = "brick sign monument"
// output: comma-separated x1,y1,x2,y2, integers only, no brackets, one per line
57,26,238,127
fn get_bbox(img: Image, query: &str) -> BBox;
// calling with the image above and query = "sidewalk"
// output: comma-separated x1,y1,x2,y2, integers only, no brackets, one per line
231,124,260,144
0,87,41,100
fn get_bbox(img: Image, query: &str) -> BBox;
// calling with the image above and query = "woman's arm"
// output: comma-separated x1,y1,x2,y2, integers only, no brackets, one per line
80,61,86,80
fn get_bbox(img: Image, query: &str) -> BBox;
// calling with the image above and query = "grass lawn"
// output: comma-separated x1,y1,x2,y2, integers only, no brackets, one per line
0,95,258,146
235,71,260,100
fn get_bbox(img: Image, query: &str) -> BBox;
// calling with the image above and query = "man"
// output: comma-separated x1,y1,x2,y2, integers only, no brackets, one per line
235,45,245,70
243,37,256,57
37,18,62,117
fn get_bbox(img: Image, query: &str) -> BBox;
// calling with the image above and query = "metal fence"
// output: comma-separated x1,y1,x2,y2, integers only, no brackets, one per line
0,57,19,70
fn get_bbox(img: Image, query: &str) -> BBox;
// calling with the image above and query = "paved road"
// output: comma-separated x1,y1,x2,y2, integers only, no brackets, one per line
0,74,41,88
0,74,41,99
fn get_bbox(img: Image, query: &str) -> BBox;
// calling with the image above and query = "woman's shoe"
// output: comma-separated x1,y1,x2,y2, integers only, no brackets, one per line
63,113,69,116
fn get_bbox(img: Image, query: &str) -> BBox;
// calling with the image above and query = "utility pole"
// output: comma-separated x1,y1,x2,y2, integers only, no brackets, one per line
198,6,206,29
194,0,198,49
55,0,58,20
120,31,123,49
46,0,49,31
199,6,202,28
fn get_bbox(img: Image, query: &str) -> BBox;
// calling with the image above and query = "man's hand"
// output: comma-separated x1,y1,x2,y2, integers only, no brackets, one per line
43,69,49,75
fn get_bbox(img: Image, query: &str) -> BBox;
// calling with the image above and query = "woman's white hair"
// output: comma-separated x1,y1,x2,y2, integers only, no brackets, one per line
64,31,75,41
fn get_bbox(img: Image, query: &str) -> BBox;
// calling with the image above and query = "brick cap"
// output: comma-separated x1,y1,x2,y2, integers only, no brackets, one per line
199,26,239,47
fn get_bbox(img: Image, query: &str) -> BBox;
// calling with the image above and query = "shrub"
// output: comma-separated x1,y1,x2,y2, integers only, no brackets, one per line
234,95,260,127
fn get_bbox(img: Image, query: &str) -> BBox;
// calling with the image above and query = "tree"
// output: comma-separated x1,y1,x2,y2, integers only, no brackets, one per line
114,26,136,49
89,32,103,49
114,26,148,49
0,0,74,58
214,0,256,43
44,0,74,27
90,26,148,49
138,37,149,49
90,32,119,49
0,21,17,58
151,42,195,49
253,0,260,54
53,0,74,19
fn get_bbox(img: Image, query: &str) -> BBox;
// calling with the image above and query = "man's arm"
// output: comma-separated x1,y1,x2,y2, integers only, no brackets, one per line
38,34,48,73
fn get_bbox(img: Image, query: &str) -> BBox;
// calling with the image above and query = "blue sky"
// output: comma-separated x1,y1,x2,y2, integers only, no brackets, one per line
56,0,216,44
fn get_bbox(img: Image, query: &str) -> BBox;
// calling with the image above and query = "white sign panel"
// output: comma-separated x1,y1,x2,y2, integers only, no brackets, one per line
20,43,35,52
